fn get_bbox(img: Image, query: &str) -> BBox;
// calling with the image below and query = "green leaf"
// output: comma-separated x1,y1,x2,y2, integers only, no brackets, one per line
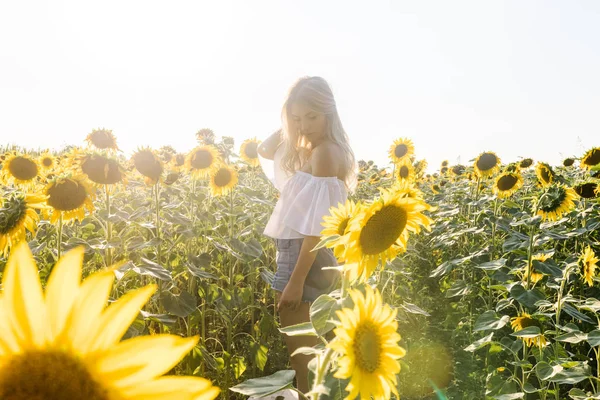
137,258,172,281
160,291,197,318
535,361,563,380
399,301,431,317
549,363,591,384
474,311,510,332
476,258,507,271
511,326,541,338
555,331,588,344
249,342,268,372
493,394,525,400
313,235,340,251
229,370,296,397
279,322,318,337
568,388,600,399
446,280,471,298
464,332,494,352
310,295,338,336
531,259,562,277
587,330,600,347
232,355,247,379
563,303,594,324
510,284,545,309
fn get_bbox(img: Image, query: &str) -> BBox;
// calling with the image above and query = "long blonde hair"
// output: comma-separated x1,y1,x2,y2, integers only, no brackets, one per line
280,76,357,191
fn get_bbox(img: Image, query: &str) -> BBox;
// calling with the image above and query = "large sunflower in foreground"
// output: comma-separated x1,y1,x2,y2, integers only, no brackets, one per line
493,171,523,199
523,253,551,285
186,145,221,179
388,138,414,164
580,147,600,170
239,138,260,167
535,162,555,187
573,181,599,199
511,312,547,348
580,246,599,287
209,164,238,197
536,184,577,222
473,151,500,178
0,192,46,256
340,190,433,282
328,286,405,400
44,175,95,223
86,128,119,151
0,243,220,400
1,153,40,187
321,199,362,259
132,148,163,185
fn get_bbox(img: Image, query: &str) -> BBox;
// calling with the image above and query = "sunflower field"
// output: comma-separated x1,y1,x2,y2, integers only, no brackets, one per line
0,129,599,400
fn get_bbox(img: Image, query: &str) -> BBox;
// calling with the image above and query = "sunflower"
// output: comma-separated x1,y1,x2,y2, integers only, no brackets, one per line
239,138,260,167
209,164,238,196
173,153,186,168
581,147,600,170
0,243,220,399
504,162,520,173
441,160,449,168
321,199,362,259
385,180,423,200
510,312,547,348
440,166,448,175
580,246,599,287
535,162,555,187
451,165,466,176
396,160,415,182
388,138,414,164
79,153,126,187
523,253,551,285
196,128,216,145
186,145,221,179
563,158,575,167
413,159,428,178
340,190,433,282
44,175,95,223
39,152,56,170
1,153,40,187
163,171,181,186
536,184,577,222
519,158,533,168
328,285,406,400
493,172,523,199
431,184,440,194
574,181,599,199
86,128,119,151
132,148,163,185
0,192,46,256
158,145,176,163
473,151,500,178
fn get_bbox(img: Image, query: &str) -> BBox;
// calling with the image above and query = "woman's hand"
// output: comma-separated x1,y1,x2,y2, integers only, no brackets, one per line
277,279,304,311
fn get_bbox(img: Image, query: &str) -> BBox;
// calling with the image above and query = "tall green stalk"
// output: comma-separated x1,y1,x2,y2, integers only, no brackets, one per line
105,185,113,266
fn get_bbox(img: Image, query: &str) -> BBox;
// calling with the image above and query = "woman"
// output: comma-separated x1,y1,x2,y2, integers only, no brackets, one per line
258,76,356,394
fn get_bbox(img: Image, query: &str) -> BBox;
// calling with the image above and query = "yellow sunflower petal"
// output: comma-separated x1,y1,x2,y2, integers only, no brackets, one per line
120,376,220,400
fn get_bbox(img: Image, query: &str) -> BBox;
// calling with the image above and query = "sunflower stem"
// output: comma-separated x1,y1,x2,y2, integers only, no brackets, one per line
310,347,334,400
57,213,63,260
155,182,161,265
105,185,112,266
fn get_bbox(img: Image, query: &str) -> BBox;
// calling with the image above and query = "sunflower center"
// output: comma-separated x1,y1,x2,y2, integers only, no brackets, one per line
513,316,537,331
540,167,552,183
394,144,408,158
520,159,533,168
191,150,214,169
538,188,567,212
575,183,597,199
42,157,53,167
583,149,600,166
47,179,88,211
0,350,109,400
8,157,38,181
337,217,350,236
399,166,409,179
244,142,259,159
497,174,518,191
359,204,408,255
353,321,381,373
0,195,27,235
476,153,498,171
214,168,232,187
133,151,163,180
81,156,122,185
175,154,185,166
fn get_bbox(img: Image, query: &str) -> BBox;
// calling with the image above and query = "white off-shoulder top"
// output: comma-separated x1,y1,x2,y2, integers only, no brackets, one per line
259,145,348,239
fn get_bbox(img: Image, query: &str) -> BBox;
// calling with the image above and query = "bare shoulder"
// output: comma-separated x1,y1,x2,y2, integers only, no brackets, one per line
311,142,345,178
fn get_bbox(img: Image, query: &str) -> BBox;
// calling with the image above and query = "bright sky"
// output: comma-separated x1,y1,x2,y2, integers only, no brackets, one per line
1,1,599,171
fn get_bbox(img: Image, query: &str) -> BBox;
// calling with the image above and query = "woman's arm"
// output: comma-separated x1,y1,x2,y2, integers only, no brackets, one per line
257,129,283,160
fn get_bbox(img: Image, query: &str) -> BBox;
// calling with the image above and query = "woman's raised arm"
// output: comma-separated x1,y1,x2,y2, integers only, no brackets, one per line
257,129,283,160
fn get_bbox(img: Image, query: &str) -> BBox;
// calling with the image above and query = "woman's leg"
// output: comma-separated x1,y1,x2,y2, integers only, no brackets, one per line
276,292,318,394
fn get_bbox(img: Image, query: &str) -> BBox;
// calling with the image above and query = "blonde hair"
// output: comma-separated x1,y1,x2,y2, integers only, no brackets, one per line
280,76,357,191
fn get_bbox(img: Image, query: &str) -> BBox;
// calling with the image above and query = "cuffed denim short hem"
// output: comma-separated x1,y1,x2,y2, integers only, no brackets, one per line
272,238,340,303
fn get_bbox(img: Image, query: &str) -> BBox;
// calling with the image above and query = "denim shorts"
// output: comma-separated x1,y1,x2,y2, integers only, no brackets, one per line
272,238,340,303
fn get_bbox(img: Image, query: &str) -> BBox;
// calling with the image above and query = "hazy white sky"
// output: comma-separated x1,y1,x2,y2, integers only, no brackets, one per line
1,0,599,170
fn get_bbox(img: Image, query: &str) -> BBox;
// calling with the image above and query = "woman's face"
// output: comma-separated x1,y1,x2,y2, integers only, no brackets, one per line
290,101,328,144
